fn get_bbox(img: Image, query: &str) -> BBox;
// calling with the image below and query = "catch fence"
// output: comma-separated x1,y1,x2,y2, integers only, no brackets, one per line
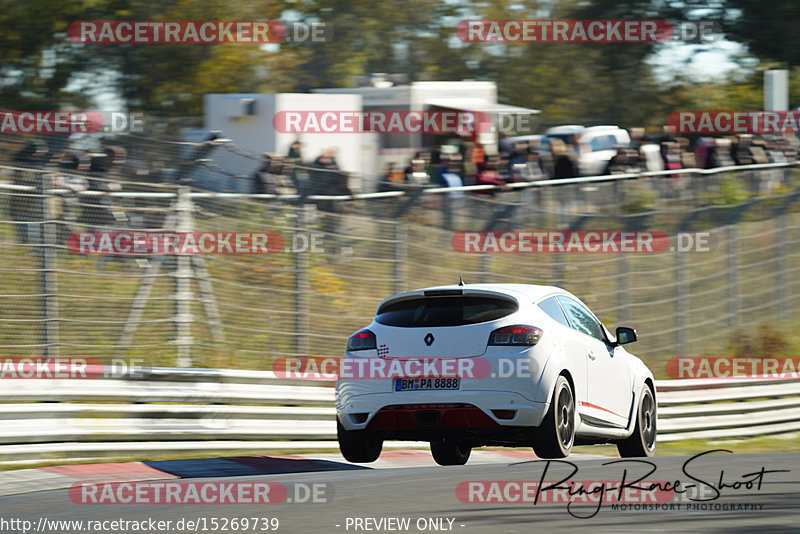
1,134,799,376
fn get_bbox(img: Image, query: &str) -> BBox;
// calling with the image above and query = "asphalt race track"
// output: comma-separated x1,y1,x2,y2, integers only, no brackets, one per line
0,451,797,533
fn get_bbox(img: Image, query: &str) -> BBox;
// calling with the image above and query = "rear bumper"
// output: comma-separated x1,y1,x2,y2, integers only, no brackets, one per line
367,404,498,431
337,389,548,432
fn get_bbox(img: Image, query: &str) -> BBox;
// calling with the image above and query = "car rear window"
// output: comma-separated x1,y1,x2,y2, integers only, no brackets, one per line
376,296,518,327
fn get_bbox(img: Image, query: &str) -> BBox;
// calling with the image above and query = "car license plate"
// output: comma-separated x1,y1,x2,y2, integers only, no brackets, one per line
395,378,460,391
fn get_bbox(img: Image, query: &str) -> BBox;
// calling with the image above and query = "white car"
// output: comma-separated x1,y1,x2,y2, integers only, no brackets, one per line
544,125,632,176
336,283,656,465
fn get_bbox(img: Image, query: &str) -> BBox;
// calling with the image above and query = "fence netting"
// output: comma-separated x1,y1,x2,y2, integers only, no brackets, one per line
1,130,799,377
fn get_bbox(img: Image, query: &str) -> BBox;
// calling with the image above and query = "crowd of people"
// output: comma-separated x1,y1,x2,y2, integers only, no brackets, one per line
377,129,800,193
4,140,146,246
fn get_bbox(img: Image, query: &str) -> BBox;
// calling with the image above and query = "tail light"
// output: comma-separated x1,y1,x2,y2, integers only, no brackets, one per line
347,329,377,351
488,325,542,346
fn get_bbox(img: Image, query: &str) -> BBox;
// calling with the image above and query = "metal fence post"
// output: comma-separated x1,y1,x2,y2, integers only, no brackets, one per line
675,248,686,356
39,174,58,358
727,224,739,330
777,212,787,320
480,254,492,283
294,204,311,357
618,253,628,324
393,221,407,294
174,187,194,367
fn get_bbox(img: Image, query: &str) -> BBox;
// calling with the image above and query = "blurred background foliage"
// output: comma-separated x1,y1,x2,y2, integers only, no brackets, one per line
1,0,799,126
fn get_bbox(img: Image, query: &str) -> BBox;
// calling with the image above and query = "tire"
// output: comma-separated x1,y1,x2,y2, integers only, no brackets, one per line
337,419,383,463
617,385,657,457
430,437,471,466
533,375,575,459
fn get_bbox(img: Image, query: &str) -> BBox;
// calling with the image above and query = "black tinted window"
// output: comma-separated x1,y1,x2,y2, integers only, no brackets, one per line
376,296,518,327
557,296,606,341
538,297,570,327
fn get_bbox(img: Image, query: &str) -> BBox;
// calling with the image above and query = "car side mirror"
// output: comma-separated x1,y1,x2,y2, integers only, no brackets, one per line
614,326,637,346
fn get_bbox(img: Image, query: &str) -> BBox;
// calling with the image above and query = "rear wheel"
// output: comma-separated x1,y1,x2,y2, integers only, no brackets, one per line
533,375,575,459
617,385,656,457
337,419,383,463
430,437,471,466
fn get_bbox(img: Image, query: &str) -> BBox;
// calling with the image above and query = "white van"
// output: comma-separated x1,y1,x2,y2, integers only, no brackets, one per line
544,125,631,176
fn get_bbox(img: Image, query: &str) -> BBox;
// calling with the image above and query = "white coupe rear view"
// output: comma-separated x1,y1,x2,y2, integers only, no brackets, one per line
336,283,656,465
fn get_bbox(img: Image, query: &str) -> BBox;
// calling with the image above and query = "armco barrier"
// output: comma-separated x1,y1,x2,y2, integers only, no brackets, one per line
0,368,798,464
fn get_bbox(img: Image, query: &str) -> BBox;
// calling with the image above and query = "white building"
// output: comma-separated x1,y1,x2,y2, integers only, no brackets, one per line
199,92,377,192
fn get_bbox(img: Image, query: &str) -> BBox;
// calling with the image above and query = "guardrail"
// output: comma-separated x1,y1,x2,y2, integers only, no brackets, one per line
1,368,798,465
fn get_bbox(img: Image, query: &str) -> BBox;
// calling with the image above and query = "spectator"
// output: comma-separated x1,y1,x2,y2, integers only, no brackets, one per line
380,162,405,188
78,150,127,233
470,143,485,175
253,153,295,196
677,137,695,169
629,127,646,149
498,132,514,156
551,138,578,179
661,141,686,196
662,141,683,176
459,142,479,183
565,133,582,158
313,148,338,169
287,139,303,161
405,158,430,185
750,137,770,164
508,142,528,168
474,154,506,193
713,138,735,167
10,139,49,244
535,141,555,178
605,146,640,175
439,154,464,190
497,151,511,181
695,138,714,169
734,135,754,165
704,138,734,168
524,148,546,181
766,138,787,164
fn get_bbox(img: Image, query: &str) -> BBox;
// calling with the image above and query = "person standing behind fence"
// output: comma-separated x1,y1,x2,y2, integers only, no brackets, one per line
288,139,303,161
253,153,295,196
406,157,431,185
551,138,578,179
9,139,48,245
474,154,506,193
78,148,128,233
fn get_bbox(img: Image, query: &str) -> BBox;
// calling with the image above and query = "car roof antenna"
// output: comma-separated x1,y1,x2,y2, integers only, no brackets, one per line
458,275,465,287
